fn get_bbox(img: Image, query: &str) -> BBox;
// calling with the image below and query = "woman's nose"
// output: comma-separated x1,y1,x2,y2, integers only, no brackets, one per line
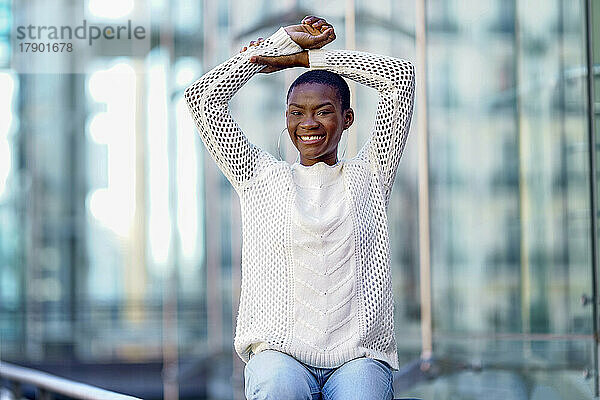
299,116,319,129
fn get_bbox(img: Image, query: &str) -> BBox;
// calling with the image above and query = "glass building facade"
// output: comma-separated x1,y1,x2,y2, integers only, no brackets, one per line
0,0,599,399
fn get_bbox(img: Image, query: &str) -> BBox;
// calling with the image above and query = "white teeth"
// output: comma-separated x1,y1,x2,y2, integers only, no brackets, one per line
300,135,324,142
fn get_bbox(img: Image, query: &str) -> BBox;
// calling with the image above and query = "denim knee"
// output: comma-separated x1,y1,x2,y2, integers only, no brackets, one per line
244,350,315,400
321,357,394,400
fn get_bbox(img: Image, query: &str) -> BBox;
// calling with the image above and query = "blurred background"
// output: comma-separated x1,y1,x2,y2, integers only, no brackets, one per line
0,0,599,399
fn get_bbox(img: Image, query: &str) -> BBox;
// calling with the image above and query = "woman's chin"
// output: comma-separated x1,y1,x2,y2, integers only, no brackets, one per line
299,150,323,161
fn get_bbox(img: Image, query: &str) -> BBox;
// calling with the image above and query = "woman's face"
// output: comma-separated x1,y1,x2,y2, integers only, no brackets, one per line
286,82,353,166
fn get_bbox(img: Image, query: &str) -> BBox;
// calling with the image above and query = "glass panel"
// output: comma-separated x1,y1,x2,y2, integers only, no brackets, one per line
398,0,595,398
0,69,19,356
403,339,594,400
591,0,600,394
0,0,10,68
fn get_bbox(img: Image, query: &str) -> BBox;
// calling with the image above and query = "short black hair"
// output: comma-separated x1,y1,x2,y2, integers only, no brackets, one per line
287,70,351,111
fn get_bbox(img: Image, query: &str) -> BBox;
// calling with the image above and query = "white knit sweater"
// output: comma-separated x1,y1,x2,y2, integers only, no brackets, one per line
184,27,415,371
248,160,359,360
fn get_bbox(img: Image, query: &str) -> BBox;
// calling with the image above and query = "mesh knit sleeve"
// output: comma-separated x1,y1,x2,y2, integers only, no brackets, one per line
184,28,303,191
308,49,415,206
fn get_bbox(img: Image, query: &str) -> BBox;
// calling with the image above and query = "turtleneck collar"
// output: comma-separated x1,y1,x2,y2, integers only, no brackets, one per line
291,160,344,188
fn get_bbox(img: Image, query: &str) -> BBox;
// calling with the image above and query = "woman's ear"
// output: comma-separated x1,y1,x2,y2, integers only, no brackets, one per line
343,108,354,130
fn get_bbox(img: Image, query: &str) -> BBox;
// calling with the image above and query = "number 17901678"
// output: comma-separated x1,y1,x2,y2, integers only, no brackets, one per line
19,42,73,52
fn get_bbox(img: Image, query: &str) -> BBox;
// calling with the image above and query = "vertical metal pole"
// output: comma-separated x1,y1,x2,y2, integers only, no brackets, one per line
280,0,298,162
557,0,572,339
584,0,599,395
126,2,148,327
161,0,179,398
415,0,432,359
228,3,245,399
230,183,243,400
345,0,357,157
513,0,532,357
203,0,223,356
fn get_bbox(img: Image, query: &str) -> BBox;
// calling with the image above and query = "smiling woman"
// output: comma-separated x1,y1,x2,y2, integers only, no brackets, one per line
285,70,354,166
184,15,415,400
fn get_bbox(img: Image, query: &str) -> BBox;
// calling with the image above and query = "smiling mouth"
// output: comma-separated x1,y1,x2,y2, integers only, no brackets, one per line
298,135,325,144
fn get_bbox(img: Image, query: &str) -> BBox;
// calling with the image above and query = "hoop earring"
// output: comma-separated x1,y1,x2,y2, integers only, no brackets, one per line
277,127,300,163
338,129,348,160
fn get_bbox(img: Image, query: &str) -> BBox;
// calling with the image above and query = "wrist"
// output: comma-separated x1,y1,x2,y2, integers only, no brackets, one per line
296,51,309,68
267,27,303,55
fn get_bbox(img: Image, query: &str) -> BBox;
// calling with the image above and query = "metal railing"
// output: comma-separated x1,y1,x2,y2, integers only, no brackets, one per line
0,361,142,400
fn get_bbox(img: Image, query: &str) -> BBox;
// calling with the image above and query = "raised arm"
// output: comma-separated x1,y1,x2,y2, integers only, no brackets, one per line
183,28,302,191
307,48,415,206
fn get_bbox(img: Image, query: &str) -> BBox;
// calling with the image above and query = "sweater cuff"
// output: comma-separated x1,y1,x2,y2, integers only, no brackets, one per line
308,49,328,68
266,27,303,55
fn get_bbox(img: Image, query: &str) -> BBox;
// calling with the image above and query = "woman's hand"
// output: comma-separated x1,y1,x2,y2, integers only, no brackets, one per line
240,37,308,73
250,51,308,74
240,16,333,73
284,16,335,49
239,16,334,53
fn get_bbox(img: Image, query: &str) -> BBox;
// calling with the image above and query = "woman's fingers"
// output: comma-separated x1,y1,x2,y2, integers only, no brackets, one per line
302,16,333,41
303,15,323,26
283,19,335,49
240,37,264,52
302,15,316,24
294,26,335,49
303,15,329,30
313,27,335,47
249,53,301,70
312,19,327,30
314,27,331,40
248,37,265,48
250,55,277,65
320,24,332,33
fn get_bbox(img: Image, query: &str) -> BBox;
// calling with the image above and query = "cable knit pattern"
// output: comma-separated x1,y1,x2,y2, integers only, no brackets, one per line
183,27,415,371
289,161,359,364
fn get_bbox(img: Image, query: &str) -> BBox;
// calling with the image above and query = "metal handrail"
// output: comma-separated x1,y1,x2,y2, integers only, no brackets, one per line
0,361,142,400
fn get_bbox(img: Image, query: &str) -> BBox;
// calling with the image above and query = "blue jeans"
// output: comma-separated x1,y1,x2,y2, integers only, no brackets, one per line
244,349,394,400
